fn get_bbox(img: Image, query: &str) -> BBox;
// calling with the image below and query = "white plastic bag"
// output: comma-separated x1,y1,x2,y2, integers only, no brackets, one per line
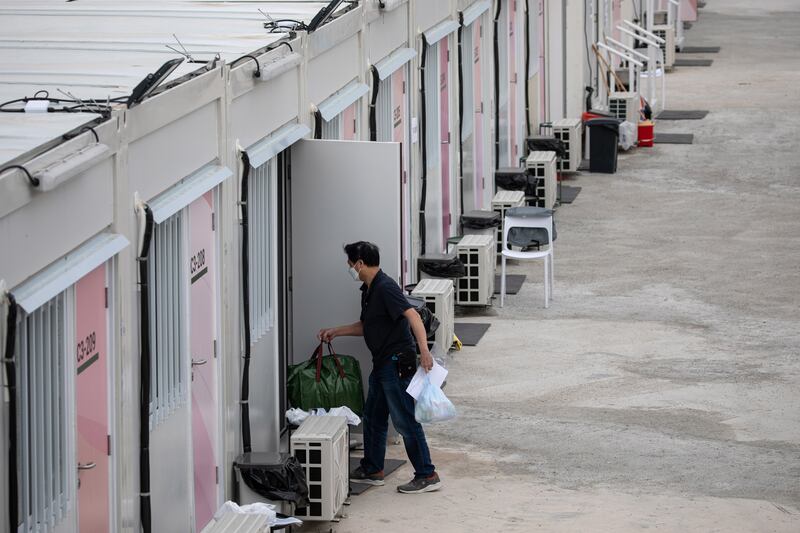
414,376,457,424
619,121,636,151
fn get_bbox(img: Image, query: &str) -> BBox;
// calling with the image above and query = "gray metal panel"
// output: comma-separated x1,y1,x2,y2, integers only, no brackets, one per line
12,233,128,313
423,19,459,45
374,47,416,80
317,81,370,122
290,139,402,387
148,165,232,223
461,0,492,26
247,123,311,169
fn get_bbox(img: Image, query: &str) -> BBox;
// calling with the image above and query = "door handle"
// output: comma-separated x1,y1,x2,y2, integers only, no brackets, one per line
191,359,208,367
78,462,96,471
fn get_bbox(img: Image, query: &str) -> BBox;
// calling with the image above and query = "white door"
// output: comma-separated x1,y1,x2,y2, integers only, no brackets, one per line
289,139,402,383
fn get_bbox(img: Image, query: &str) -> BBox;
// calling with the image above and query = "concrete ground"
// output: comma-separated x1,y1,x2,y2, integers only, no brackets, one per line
300,1,800,531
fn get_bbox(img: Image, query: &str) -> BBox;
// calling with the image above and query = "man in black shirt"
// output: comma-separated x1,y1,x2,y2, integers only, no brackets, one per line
318,241,441,494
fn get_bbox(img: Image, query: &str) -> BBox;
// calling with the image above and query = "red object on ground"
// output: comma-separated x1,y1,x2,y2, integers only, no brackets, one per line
638,121,655,147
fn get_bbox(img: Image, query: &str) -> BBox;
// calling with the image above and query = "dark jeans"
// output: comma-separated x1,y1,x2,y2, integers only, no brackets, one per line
360,359,435,479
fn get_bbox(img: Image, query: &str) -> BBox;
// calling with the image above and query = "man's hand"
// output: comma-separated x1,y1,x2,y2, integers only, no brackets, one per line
419,349,434,372
317,328,337,342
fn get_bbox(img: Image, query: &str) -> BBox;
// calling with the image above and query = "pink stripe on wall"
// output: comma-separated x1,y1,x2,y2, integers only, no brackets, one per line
440,39,451,244
473,21,484,210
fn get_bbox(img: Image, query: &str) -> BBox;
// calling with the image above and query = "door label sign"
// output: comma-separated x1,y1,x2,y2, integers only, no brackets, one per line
190,248,208,284
77,330,99,375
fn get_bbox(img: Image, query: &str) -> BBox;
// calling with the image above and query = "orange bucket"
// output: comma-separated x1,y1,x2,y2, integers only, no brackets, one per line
638,121,655,147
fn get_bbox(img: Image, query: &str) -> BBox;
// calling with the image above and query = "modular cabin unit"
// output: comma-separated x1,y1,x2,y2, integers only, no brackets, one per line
0,0,556,531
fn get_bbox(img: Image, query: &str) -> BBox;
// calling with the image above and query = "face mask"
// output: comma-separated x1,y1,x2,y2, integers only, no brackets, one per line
348,265,361,282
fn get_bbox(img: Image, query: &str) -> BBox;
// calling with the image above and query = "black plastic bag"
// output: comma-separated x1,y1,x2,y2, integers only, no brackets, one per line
418,254,466,278
461,210,501,230
495,167,528,191
236,452,310,508
526,136,567,160
406,295,441,340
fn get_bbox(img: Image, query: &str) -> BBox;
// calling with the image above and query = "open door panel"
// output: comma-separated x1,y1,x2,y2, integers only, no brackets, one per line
290,139,402,385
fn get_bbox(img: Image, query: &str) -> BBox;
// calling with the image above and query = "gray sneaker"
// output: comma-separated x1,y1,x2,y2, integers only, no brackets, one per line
351,466,385,486
397,473,441,494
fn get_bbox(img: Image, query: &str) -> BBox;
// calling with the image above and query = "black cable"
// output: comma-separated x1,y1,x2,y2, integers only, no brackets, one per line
583,0,594,99
230,54,262,78
275,41,294,52
368,65,379,142
457,14,465,223
239,151,253,453
62,125,99,143
419,37,429,256
493,0,502,170
313,110,323,139
524,0,532,137
0,165,39,187
4,294,19,533
137,205,155,533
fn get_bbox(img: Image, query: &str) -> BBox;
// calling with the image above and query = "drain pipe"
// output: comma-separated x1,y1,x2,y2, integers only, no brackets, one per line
3,292,18,533
239,151,253,453
457,13,465,223
312,107,323,139
136,202,155,533
524,0,532,137
368,66,379,141
419,36,429,256
493,0,502,169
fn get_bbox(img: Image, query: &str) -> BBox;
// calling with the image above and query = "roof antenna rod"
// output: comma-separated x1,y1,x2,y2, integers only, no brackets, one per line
166,34,193,62
258,8,275,24
57,88,102,114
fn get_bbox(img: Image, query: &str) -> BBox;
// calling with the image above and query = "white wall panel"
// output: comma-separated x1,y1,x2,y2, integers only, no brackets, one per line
414,2,451,34
129,103,219,203
230,70,301,150
290,140,401,390
307,35,360,106
0,159,114,289
366,5,409,65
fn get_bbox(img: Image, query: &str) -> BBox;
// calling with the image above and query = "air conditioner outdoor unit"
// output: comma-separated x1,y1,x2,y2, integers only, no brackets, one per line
454,234,495,306
524,151,557,209
491,190,525,255
412,278,455,351
653,25,675,70
200,513,269,533
552,118,582,172
609,91,640,144
291,416,348,522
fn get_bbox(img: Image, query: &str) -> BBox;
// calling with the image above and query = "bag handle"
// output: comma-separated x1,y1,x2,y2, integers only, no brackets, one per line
311,341,346,382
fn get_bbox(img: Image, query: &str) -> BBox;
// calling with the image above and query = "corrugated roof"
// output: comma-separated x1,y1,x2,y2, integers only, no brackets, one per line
0,0,353,166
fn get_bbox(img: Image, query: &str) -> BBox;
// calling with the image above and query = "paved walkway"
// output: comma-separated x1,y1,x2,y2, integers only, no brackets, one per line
300,1,800,530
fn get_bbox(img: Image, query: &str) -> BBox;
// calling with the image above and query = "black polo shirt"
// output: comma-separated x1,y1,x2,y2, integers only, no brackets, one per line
360,269,415,366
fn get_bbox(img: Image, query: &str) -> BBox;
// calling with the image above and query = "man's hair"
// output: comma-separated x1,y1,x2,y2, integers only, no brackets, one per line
344,241,380,267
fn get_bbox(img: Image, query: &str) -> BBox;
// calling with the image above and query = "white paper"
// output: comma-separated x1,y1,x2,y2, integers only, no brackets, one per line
405,360,448,400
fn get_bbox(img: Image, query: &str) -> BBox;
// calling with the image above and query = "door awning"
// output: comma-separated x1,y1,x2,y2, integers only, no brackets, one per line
149,164,232,223
462,0,492,27
13,232,129,313
246,122,311,168
422,19,459,45
317,80,370,122
373,47,417,80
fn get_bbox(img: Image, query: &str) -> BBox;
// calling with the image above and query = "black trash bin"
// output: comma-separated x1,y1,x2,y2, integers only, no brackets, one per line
234,452,309,511
418,253,466,278
586,118,622,173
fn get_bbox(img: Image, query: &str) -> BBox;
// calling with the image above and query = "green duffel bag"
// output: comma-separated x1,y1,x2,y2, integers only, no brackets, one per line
287,342,365,416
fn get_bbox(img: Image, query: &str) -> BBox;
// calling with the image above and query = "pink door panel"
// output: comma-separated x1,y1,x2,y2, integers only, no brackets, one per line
392,67,410,284
190,191,218,531
509,1,518,163
76,264,110,532
440,39,451,243
342,103,357,141
473,21,485,210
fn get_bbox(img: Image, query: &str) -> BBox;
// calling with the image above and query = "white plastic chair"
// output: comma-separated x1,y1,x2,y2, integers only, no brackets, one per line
500,207,554,308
